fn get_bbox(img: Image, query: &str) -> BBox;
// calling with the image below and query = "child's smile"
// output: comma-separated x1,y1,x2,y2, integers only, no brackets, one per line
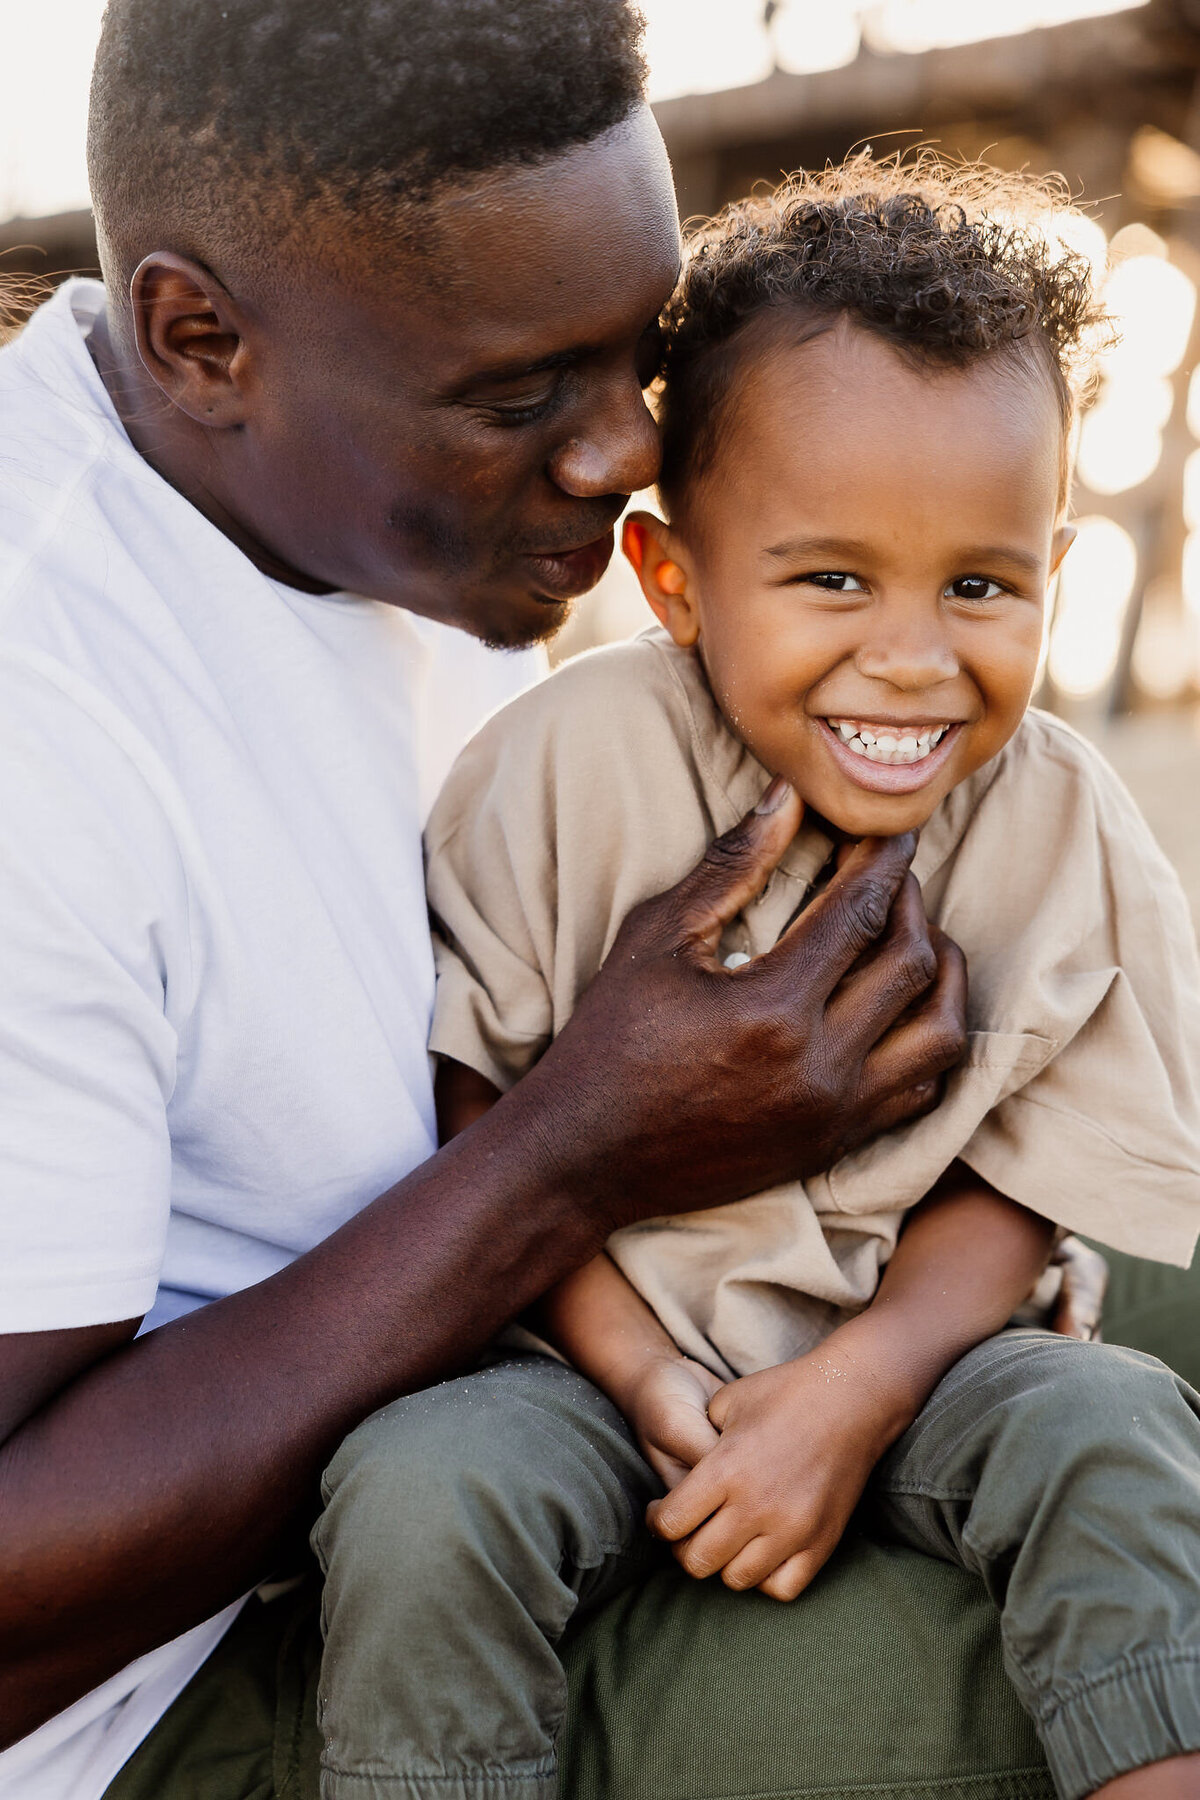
627,314,1075,837
817,716,962,793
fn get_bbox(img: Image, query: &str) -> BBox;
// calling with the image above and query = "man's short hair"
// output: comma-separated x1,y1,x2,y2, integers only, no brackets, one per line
88,0,648,278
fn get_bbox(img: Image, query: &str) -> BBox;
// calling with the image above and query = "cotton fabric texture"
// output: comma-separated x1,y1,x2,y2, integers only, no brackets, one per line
0,281,540,1799
427,627,1200,1381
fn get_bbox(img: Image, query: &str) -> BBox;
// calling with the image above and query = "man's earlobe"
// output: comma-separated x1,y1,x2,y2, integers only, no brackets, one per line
130,253,249,429
622,512,700,648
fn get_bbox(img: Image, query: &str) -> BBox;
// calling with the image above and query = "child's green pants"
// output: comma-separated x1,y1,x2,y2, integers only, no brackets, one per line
106,1255,1200,1800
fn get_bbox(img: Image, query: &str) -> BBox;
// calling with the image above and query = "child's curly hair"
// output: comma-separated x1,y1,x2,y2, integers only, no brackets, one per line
657,152,1111,512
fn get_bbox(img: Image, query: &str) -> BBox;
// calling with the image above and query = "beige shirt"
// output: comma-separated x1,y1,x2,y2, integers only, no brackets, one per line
426,626,1200,1380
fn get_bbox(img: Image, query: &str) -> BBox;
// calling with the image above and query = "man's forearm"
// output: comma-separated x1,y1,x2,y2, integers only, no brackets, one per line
0,1080,603,1746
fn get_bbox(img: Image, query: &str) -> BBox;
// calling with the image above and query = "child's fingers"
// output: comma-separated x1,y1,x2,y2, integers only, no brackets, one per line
643,1445,695,1491
716,1534,780,1592
706,1382,733,1430
757,1547,828,1602
646,1458,726,1542
657,1405,722,1469
668,1501,756,1581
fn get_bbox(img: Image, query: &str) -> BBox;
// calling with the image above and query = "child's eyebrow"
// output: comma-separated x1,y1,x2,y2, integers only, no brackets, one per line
761,536,1045,576
761,535,875,565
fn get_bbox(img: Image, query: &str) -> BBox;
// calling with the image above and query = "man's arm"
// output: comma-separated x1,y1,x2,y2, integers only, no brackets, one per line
0,793,965,1744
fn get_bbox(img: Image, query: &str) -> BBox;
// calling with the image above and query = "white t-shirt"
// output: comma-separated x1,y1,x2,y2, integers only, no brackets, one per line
0,281,542,1798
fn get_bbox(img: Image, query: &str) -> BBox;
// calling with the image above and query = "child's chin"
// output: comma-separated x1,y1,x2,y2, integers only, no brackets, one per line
820,792,940,840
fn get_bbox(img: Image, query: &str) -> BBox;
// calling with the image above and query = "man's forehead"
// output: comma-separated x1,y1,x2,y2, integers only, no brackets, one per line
383,110,680,367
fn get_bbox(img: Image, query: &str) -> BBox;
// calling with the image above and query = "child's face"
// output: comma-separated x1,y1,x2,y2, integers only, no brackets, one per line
628,316,1073,837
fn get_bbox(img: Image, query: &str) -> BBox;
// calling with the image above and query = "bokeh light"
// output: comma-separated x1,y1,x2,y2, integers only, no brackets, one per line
774,0,863,74
1076,376,1174,495
1101,253,1197,383
863,0,1147,56
1132,579,1195,701
1048,516,1139,698
644,0,773,102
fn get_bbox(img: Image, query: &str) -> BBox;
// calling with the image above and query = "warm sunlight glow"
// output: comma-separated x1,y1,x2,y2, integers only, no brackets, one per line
1048,516,1138,697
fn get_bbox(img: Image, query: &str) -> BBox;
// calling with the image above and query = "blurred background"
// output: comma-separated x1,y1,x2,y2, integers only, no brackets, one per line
3,0,1198,914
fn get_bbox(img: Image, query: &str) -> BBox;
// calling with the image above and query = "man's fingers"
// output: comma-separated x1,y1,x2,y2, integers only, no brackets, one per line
856,926,968,1102
761,832,919,1001
638,780,803,958
823,873,939,1052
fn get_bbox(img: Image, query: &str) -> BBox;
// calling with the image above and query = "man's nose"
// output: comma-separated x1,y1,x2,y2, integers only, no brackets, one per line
855,622,960,690
547,375,661,498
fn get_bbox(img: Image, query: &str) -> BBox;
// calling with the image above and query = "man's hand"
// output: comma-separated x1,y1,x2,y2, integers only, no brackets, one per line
645,1347,895,1602
519,780,967,1235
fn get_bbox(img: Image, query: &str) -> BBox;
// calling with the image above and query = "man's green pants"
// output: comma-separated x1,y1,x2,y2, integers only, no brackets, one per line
107,1249,1200,1800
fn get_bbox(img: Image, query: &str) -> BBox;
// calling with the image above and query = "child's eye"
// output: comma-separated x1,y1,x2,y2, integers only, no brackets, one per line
804,572,865,592
946,575,1004,601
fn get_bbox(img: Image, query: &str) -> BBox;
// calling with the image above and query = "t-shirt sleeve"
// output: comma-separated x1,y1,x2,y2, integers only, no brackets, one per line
424,638,715,1095
424,739,556,1094
955,724,1200,1267
0,654,189,1330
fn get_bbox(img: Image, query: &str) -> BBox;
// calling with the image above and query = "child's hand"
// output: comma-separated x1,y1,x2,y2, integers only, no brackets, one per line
644,1345,903,1602
625,1354,725,1490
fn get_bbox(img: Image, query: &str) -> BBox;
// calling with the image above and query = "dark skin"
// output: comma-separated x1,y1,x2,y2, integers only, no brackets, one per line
0,110,969,1743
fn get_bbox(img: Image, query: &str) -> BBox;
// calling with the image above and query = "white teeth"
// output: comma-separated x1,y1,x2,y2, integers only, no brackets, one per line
826,720,953,765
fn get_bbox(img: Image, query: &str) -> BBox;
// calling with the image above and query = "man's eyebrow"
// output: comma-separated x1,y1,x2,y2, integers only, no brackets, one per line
461,347,586,387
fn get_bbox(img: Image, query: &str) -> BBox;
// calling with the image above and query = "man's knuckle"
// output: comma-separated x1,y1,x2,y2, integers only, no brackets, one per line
701,827,754,878
848,877,891,941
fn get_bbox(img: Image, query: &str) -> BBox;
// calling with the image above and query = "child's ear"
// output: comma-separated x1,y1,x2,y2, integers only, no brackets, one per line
1050,520,1077,575
622,512,700,648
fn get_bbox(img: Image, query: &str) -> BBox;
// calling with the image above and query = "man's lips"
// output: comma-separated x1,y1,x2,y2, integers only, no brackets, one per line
519,533,616,601
818,718,965,794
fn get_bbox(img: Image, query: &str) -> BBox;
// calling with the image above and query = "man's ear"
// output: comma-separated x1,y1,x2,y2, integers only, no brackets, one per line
129,252,250,428
1049,519,1077,576
622,511,700,648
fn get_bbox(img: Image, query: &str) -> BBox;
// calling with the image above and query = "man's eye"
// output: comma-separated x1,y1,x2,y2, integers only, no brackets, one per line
947,575,1004,601
485,393,556,426
804,572,865,592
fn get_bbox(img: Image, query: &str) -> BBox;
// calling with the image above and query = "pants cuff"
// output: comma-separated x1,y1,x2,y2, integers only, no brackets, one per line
1039,1652,1200,1799
321,1765,554,1800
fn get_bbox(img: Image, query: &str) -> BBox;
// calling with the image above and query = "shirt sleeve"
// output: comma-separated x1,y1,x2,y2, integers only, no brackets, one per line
0,652,190,1330
424,637,715,1094
956,722,1200,1267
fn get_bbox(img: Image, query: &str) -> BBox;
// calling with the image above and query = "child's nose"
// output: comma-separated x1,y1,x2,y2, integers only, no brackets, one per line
854,630,960,691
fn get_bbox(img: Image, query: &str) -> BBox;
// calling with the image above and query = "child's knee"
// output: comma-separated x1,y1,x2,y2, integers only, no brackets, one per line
317,1377,529,1566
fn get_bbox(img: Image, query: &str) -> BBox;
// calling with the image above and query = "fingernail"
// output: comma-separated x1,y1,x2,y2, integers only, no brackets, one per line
754,775,793,815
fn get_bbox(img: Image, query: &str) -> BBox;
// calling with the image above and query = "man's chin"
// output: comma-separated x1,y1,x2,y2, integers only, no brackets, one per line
479,595,573,652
